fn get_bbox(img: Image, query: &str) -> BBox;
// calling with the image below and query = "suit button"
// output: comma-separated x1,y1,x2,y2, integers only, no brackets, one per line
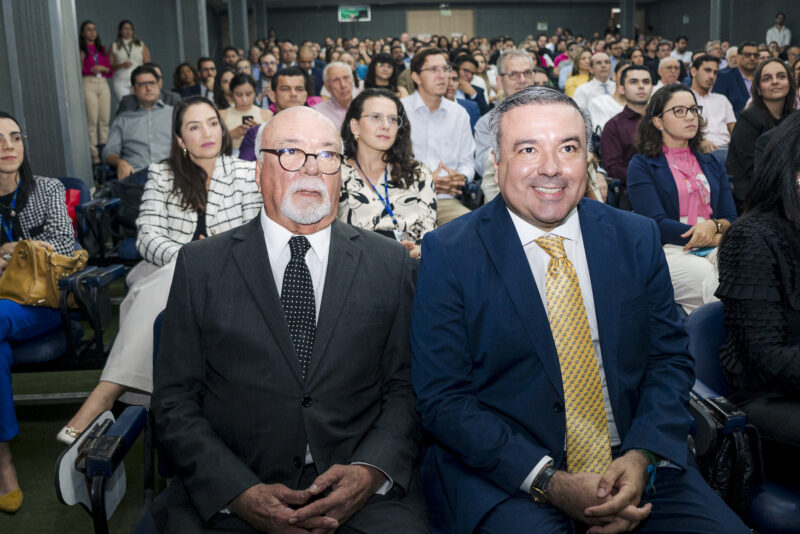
301,395,312,408
293,456,302,468
553,402,564,412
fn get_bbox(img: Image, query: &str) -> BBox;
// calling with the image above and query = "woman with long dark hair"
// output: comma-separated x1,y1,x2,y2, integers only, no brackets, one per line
717,112,800,478
0,112,74,512
627,84,737,312
339,89,436,258
109,20,150,99
60,96,262,444
727,58,797,213
363,53,408,98
79,20,112,164
213,67,235,111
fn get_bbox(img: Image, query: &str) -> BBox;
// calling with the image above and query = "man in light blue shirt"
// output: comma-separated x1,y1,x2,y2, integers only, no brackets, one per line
402,48,475,226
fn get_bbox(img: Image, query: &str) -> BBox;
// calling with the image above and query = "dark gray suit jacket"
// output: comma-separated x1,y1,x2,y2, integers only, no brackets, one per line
151,216,421,530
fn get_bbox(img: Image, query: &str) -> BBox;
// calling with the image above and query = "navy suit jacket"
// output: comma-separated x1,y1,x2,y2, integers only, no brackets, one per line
411,196,694,533
456,98,480,132
627,152,737,246
712,67,750,117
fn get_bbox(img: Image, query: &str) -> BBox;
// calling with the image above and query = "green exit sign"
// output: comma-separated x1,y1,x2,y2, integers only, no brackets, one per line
338,5,371,22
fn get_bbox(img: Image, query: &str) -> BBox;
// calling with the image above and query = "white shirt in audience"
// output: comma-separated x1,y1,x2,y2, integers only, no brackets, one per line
572,78,616,110
671,49,693,65
402,91,475,200
587,95,624,134
692,90,736,148
766,25,792,48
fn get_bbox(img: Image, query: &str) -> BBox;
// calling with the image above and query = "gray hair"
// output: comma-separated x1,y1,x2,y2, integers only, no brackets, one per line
496,49,534,77
254,121,270,163
705,39,721,53
658,57,679,70
726,46,738,61
323,61,353,83
488,86,593,162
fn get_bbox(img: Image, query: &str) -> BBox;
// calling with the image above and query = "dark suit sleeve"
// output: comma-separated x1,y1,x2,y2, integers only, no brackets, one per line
727,112,761,205
411,233,549,496
470,85,490,116
619,219,695,467
706,155,737,221
627,155,692,246
350,251,421,493
152,248,262,522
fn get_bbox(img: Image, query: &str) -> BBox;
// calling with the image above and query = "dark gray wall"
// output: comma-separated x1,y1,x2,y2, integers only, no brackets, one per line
264,2,618,43
646,0,799,49
0,6,13,115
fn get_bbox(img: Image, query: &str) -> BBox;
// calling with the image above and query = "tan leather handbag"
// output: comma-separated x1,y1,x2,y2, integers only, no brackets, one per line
0,240,89,307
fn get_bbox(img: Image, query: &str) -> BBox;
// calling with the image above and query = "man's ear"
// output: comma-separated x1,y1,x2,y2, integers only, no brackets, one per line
411,71,421,88
491,150,500,184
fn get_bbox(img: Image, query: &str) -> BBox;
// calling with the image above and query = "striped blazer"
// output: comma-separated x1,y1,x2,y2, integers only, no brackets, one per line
136,155,262,266
15,176,75,256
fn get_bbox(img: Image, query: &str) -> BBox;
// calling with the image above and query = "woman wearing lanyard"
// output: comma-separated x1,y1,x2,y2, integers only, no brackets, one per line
79,20,112,165
339,89,437,258
109,20,150,100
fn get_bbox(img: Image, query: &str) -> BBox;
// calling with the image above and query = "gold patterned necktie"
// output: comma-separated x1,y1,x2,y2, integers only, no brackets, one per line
535,235,612,474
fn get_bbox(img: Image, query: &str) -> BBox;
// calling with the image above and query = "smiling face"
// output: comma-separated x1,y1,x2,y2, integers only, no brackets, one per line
177,102,223,161
0,118,24,176
493,103,589,231
758,61,790,103
349,96,400,153
256,108,342,234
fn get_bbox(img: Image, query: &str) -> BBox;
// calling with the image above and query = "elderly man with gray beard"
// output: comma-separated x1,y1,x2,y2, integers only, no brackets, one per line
150,107,430,534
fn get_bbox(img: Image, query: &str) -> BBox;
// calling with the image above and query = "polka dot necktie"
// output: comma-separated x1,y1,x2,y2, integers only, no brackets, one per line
535,235,612,474
281,236,316,380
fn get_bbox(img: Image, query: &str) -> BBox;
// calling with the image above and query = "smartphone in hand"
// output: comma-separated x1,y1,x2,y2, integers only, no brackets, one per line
242,115,254,124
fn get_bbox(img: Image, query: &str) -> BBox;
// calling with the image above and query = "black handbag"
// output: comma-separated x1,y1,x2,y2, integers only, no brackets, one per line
689,391,765,514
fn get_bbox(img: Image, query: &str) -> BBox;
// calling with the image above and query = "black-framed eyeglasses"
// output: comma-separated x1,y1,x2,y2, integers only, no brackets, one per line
260,147,343,174
660,105,703,118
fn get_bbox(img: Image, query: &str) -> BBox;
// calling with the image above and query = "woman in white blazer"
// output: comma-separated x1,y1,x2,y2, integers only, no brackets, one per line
60,96,262,443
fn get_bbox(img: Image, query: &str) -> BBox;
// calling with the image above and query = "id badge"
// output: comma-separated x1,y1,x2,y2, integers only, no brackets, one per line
393,229,403,242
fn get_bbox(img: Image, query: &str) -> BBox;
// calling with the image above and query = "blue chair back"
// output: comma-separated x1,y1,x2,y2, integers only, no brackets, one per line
58,177,91,204
685,301,730,395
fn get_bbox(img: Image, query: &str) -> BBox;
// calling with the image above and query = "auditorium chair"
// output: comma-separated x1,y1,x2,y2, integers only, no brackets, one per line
686,301,800,534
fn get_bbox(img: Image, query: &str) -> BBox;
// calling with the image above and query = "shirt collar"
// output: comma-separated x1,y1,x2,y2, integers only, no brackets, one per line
260,209,331,265
622,106,642,119
134,100,166,112
507,206,581,248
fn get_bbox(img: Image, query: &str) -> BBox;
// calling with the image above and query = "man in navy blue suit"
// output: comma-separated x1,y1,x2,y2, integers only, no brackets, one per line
445,67,480,132
453,55,490,116
713,41,758,117
411,86,749,533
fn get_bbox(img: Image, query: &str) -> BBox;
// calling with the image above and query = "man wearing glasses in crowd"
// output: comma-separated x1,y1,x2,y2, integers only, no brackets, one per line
474,49,536,202
150,106,429,533
402,48,475,226
713,41,759,117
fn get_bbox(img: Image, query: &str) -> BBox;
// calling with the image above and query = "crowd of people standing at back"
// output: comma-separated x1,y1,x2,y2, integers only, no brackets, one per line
1,12,798,528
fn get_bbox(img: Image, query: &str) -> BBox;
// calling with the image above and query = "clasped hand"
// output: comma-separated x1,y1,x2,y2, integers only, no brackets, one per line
433,162,465,196
549,451,652,534
681,219,720,251
229,464,384,533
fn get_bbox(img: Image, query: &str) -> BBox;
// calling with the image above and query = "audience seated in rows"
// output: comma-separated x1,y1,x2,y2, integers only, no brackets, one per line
0,112,75,513
572,52,614,110
587,61,630,134
61,96,262,445
116,62,181,114
364,52,409,99
255,52,278,108
650,57,681,93
102,65,172,179
445,66,480,131
564,47,591,97
628,84,737,313
402,48,474,226
713,42,759,117
452,55,490,116
690,55,736,151
315,62,357,130
339,89,436,258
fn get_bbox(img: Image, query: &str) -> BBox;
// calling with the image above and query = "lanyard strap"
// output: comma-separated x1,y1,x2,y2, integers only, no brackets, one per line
354,158,398,227
0,188,18,243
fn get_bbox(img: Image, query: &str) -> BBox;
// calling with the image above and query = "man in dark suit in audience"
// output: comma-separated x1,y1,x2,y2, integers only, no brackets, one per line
411,86,749,534
151,106,429,533
713,41,759,117
453,55,490,116
445,67,480,132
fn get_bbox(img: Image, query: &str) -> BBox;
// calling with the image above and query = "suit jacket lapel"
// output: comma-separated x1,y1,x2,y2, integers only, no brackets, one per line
231,217,304,384
305,220,361,384
478,197,564,396
578,199,621,411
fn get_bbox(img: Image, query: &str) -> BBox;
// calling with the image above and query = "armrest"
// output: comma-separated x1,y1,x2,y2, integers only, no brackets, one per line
82,265,125,288
692,379,747,434
85,406,147,479
76,198,121,214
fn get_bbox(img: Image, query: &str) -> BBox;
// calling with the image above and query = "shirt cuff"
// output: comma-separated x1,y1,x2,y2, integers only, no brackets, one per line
351,462,393,495
520,455,554,493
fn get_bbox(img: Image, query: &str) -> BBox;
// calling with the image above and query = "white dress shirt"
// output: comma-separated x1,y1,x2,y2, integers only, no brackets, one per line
572,78,616,110
692,89,736,148
402,91,475,200
587,95,624,134
766,25,792,48
259,211,392,495
507,207,621,492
